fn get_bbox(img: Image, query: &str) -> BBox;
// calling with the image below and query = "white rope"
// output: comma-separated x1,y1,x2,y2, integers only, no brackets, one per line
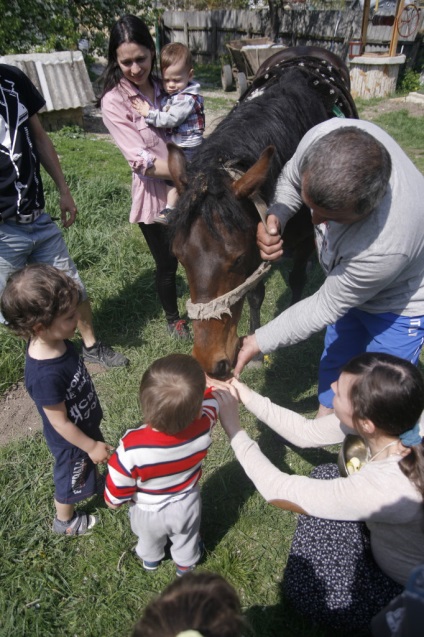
186,261,271,320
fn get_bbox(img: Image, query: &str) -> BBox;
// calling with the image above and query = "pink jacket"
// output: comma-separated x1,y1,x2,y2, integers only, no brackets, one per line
101,77,168,224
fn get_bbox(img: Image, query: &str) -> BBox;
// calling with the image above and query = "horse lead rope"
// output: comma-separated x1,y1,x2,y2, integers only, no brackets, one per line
186,261,271,320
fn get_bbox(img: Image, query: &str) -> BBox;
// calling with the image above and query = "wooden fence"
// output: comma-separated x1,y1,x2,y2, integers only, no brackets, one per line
160,7,423,66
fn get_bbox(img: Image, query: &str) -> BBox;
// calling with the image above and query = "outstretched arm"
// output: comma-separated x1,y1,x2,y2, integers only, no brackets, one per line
29,114,77,228
233,333,261,378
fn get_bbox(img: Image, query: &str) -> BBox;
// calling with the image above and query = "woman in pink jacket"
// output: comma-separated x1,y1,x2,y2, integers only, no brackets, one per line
100,14,189,339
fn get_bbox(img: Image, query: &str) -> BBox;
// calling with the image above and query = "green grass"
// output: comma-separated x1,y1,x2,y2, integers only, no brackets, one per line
194,63,222,87
205,94,238,112
1,106,424,637
370,110,424,173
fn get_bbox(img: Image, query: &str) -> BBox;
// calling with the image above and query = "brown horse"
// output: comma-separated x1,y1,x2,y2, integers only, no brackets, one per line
168,47,357,378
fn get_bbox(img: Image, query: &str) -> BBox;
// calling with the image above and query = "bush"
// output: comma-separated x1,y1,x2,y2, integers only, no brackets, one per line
398,68,421,94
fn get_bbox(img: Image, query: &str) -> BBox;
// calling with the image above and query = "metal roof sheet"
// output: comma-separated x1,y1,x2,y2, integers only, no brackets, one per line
0,51,95,112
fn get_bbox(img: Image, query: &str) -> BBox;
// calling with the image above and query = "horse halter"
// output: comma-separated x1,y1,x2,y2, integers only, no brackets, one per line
185,163,272,321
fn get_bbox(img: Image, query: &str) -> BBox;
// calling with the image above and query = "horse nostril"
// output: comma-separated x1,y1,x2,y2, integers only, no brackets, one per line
212,359,231,380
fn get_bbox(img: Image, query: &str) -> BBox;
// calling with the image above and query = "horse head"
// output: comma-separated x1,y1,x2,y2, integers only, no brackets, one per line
169,143,274,378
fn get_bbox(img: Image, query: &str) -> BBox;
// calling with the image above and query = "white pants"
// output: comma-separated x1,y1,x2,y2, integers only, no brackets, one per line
130,485,202,567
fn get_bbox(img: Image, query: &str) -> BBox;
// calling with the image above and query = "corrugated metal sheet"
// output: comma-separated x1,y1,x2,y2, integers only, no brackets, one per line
0,51,95,112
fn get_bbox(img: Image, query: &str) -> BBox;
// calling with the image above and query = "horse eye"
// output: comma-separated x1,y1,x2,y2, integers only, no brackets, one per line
230,255,245,272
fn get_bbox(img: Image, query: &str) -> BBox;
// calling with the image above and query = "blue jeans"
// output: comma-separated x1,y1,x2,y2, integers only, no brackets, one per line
0,213,86,322
319,307,424,407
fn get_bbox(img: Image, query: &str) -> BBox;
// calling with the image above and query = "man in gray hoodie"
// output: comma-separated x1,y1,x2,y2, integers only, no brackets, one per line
234,118,424,416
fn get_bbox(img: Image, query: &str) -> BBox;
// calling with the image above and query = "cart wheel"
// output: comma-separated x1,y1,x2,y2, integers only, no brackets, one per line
397,4,420,38
236,72,248,98
221,65,233,92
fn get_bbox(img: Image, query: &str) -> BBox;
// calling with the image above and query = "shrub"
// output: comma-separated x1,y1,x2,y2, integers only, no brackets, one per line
398,68,421,94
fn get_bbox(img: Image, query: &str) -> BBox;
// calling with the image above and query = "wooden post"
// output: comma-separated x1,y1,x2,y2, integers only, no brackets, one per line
212,19,217,62
184,22,189,48
361,0,371,52
389,0,405,57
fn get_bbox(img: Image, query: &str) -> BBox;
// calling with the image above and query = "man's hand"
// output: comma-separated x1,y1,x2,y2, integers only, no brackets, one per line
59,190,78,228
257,214,283,261
233,334,261,378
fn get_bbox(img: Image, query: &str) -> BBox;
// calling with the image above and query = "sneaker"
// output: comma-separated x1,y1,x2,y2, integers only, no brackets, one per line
52,511,98,536
167,319,190,340
154,208,173,225
142,559,161,572
175,540,204,577
176,563,197,577
82,341,129,368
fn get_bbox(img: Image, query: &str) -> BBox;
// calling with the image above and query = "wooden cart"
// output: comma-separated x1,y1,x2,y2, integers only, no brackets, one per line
221,37,286,97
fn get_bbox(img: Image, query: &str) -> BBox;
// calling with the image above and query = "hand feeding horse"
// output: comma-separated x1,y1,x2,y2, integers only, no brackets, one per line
168,46,357,379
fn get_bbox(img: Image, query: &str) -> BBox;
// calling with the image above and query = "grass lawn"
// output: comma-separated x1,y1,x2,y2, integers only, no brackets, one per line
1,101,424,637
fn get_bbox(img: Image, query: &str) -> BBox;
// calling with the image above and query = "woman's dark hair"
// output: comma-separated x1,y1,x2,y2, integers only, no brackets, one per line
100,14,157,99
342,352,424,501
132,571,248,637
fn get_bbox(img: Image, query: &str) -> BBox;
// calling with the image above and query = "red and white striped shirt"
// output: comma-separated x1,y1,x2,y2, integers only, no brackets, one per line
105,392,218,510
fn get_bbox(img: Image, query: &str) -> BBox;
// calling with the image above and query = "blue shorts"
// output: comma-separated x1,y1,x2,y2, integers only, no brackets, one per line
53,444,99,504
0,213,87,323
319,308,424,408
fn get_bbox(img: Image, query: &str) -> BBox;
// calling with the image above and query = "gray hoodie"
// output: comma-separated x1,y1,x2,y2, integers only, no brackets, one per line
256,118,424,353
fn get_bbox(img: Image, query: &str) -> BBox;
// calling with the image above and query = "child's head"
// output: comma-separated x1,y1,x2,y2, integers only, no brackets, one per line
1,264,81,339
131,571,247,637
139,353,206,434
341,352,424,436
160,43,193,95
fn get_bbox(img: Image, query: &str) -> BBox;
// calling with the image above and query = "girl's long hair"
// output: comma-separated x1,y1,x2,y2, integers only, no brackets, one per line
343,352,424,501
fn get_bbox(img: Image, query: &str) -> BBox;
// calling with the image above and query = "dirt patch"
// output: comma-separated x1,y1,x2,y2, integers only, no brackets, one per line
0,362,106,447
0,382,42,446
358,94,424,120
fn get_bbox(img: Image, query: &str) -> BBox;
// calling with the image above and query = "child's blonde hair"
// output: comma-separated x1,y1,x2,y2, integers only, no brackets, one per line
160,42,193,73
139,353,206,434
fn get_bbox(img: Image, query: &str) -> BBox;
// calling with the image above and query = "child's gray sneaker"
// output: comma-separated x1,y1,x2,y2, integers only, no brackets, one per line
82,341,129,368
52,511,98,536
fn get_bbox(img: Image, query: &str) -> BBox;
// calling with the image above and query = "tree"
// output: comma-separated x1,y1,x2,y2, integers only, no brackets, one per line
0,0,160,56
267,0,286,41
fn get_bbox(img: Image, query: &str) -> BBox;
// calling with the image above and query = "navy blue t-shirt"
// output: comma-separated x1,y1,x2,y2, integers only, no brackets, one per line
25,340,103,455
0,64,46,220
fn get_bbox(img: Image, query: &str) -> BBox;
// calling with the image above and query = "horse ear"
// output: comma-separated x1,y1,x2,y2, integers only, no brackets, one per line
231,146,275,199
167,142,188,194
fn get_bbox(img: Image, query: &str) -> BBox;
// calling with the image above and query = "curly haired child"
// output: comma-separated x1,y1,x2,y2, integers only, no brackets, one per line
1,263,113,535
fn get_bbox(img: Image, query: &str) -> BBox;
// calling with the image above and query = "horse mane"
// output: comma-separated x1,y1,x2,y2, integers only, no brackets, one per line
169,68,330,241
